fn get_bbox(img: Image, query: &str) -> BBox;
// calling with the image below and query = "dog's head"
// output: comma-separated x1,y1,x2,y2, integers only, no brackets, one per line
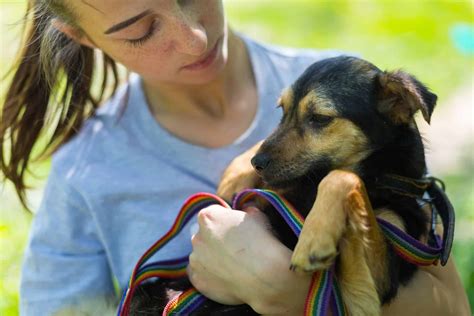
252,56,437,187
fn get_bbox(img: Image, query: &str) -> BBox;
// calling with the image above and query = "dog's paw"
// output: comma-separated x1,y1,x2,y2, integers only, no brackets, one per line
217,169,260,202
290,229,339,273
216,142,263,201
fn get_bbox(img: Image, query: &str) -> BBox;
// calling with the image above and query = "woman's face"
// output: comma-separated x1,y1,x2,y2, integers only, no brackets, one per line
72,0,227,85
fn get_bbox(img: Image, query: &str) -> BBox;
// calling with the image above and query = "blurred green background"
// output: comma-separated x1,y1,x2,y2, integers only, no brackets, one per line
1,0,473,314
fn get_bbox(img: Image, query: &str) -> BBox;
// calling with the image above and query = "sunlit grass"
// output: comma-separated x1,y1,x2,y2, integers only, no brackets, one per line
1,1,473,315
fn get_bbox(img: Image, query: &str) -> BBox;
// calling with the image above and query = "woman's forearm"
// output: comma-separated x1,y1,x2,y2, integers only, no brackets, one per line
382,258,470,316
254,253,470,316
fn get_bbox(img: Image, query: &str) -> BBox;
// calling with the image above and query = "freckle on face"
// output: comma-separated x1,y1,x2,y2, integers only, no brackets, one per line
78,0,227,85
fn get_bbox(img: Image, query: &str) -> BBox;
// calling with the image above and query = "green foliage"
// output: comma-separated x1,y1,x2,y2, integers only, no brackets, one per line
1,1,473,315
226,0,473,102
445,170,474,309
0,199,31,315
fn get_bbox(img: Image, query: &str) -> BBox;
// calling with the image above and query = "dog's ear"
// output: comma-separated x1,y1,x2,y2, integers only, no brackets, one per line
376,70,437,124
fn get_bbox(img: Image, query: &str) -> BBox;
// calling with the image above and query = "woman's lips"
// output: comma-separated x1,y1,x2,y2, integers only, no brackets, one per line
181,38,220,71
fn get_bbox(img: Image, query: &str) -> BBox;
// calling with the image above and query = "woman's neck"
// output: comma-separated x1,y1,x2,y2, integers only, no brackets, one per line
142,31,254,121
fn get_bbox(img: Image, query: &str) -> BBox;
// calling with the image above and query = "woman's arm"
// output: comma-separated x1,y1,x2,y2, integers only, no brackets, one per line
382,258,470,315
188,205,470,315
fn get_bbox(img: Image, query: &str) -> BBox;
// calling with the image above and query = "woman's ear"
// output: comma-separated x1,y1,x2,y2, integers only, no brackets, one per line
50,18,97,49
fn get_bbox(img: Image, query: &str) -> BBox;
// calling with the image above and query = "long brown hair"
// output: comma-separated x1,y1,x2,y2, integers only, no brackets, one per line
1,0,121,210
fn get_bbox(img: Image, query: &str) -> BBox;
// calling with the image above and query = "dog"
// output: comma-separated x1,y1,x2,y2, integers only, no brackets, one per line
130,56,438,315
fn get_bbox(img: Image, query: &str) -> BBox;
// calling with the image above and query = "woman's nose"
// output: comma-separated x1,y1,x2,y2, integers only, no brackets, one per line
171,12,207,56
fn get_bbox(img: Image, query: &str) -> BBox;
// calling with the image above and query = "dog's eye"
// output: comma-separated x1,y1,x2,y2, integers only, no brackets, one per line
308,114,334,128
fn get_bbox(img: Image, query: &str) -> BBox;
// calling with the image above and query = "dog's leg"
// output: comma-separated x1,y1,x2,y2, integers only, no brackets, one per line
336,184,389,316
291,170,388,316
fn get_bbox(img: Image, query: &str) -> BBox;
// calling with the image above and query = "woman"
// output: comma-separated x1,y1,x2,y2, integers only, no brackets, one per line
1,1,469,315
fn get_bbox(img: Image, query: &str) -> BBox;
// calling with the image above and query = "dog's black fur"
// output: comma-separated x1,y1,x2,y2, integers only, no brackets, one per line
129,56,437,315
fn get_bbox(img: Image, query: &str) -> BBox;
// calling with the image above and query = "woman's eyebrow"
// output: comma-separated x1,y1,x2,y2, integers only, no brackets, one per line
104,9,152,35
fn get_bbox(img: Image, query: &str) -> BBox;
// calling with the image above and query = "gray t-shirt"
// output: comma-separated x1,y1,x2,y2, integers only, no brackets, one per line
20,36,344,315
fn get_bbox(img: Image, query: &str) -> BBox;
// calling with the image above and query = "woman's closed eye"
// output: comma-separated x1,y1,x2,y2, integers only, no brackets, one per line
125,19,160,48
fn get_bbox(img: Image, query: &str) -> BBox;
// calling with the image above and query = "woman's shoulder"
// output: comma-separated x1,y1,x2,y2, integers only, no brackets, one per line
241,34,356,86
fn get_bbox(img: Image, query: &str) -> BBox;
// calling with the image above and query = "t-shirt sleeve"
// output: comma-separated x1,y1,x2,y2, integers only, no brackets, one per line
261,40,360,89
20,166,116,315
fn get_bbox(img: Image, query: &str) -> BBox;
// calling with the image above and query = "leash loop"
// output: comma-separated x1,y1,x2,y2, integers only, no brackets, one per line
117,193,230,315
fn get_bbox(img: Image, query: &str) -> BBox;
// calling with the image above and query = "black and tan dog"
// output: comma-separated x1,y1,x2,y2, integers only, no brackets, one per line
247,55,440,315
131,56,439,315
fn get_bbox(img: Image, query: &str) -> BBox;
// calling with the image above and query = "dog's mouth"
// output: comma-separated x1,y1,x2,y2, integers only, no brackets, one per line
257,168,302,188
253,155,333,189
252,153,302,187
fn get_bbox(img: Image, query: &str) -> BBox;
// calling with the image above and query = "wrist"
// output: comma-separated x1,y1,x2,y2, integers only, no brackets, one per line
246,238,312,315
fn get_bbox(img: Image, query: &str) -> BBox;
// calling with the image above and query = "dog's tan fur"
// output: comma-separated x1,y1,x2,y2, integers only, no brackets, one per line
307,119,370,169
299,91,338,117
277,88,294,113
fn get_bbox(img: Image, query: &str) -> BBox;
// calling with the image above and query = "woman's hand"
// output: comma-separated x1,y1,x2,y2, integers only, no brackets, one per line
187,205,312,314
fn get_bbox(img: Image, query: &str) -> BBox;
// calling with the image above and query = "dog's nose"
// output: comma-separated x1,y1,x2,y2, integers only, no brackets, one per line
251,153,270,172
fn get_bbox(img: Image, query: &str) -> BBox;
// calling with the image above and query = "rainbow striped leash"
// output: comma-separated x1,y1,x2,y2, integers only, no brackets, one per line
117,193,229,315
117,189,443,316
377,219,442,266
232,189,347,315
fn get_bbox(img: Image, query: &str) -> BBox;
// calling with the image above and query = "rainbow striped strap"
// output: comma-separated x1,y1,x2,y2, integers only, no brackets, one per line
304,269,347,316
331,274,347,315
233,189,304,235
135,256,189,283
235,189,443,268
233,189,346,316
377,218,442,266
118,189,443,316
163,288,208,315
233,189,444,315
118,189,340,316
117,193,230,316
